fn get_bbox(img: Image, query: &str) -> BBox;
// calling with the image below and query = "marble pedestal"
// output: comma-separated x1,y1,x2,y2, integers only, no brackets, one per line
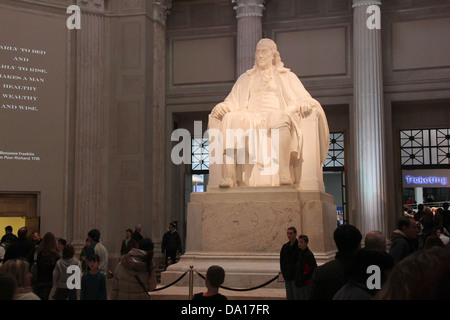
151,187,337,300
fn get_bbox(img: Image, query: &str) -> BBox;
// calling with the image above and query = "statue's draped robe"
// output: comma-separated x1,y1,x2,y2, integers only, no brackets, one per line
210,66,329,186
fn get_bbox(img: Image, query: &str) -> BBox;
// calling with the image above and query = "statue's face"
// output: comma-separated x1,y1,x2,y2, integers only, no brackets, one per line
255,43,274,70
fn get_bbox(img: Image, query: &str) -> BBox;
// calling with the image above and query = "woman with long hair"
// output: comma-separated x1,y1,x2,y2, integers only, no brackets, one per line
33,232,59,300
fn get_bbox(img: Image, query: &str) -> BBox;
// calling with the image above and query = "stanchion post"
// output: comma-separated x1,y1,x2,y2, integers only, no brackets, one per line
188,265,194,300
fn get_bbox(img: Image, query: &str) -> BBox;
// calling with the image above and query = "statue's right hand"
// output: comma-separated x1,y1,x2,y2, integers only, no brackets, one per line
211,103,230,120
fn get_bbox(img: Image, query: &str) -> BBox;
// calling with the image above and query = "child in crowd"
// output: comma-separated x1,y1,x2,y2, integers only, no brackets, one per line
53,244,81,300
193,265,227,300
57,238,67,258
80,254,107,300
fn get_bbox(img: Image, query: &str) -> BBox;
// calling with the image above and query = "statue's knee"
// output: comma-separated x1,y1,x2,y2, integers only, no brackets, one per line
222,111,245,128
268,111,291,130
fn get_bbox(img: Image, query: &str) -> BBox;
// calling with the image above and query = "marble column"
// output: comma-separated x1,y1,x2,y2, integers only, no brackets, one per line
152,0,172,249
352,0,387,236
73,0,105,244
232,0,265,76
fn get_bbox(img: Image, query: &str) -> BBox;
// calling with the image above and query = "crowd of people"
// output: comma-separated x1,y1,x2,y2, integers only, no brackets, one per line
1,204,449,300
0,221,183,300
279,203,450,300
408,202,450,248
0,226,110,300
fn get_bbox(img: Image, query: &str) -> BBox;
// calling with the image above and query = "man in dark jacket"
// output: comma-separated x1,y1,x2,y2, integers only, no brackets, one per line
280,226,299,300
3,227,35,265
132,224,144,243
162,222,182,268
442,202,450,231
332,248,394,300
309,224,362,300
389,216,419,263
1,226,18,245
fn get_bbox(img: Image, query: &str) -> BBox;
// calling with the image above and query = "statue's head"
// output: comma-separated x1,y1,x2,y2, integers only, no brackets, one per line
254,38,285,70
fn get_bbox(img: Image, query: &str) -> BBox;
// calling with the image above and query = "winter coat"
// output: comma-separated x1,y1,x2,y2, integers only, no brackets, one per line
389,229,417,263
120,238,138,256
81,271,107,300
111,248,157,300
53,257,82,288
132,231,143,243
295,247,317,287
333,281,373,300
162,231,182,253
309,251,355,300
3,239,35,265
1,233,18,245
280,239,299,281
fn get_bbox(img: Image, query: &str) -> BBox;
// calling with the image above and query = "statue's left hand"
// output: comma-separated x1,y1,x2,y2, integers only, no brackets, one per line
299,100,316,118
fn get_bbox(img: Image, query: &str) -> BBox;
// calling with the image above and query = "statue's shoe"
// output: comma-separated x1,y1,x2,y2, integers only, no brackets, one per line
279,174,293,185
219,177,234,188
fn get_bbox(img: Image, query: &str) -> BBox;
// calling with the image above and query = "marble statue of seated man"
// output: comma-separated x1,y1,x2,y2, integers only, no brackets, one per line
210,38,329,188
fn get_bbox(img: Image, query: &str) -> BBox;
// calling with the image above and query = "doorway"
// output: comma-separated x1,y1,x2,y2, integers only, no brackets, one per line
0,193,40,239
323,171,347,226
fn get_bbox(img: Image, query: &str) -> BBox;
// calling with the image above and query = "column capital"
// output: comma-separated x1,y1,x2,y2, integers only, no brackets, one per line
232,0,265,19
352,0,381,8
76,0,105,14
153,0,172,26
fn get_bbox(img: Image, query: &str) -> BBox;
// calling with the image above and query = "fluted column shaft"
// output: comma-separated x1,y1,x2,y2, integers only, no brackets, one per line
73,0,105,243
352,0,387,235
233,0,265,76
152,0,171,248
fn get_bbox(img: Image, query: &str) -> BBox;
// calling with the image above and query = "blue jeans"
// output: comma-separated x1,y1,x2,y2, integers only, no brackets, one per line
286,282,310,300
295,285,310,300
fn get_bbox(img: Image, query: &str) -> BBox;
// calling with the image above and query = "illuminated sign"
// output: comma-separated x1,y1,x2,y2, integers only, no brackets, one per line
405,175,448,186
402,169,450,188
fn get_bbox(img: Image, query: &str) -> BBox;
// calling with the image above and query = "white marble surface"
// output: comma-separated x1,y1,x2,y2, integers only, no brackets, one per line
159,188,337,297
209,39,330,190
